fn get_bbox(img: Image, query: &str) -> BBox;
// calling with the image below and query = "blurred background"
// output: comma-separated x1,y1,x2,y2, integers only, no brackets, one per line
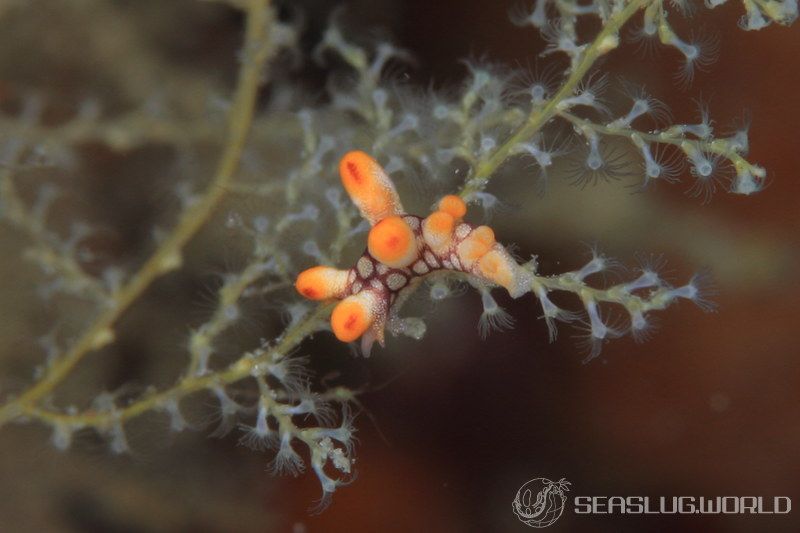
0,0,798,531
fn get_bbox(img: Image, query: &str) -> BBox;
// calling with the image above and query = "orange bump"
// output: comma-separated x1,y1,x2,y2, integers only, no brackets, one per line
339,151,403,225
422,211,455,251
295,266,349,301
470,226,495,247
456,225,496,266
438,195,467,219
368,215,418,268
478,250,514,289
331,292,378,342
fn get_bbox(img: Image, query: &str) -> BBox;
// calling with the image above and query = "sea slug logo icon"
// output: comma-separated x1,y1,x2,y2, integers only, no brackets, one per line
512,477,571,528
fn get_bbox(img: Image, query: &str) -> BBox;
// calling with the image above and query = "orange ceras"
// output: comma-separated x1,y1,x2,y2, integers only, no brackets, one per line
294,266,349,300
367,216,417,268
330,291,380,343
437,195,467,219
421,211,455,252
295,151,532,354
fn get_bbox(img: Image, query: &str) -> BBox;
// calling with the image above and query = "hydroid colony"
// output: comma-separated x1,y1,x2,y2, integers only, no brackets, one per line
0,0,794,511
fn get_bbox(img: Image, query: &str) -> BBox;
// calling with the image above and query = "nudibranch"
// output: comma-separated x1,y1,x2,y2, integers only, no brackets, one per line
295,151,532,353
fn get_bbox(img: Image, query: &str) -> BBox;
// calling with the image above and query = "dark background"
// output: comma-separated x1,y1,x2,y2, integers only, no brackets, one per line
0,1,798,532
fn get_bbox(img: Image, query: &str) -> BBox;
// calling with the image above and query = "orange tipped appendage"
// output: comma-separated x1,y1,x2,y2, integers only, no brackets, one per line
295,266,349,301
456,225,496,267
293,151,535,349
331,291,380,342
367,215,418,268
477,249,515,290
339,150,404,225
422,211,455,252
437,195,467,220
470,226,495,247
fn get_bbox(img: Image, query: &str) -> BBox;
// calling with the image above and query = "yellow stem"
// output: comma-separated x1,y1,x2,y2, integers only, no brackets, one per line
26,302,333,428
0,0,274,425
459,0,648,198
